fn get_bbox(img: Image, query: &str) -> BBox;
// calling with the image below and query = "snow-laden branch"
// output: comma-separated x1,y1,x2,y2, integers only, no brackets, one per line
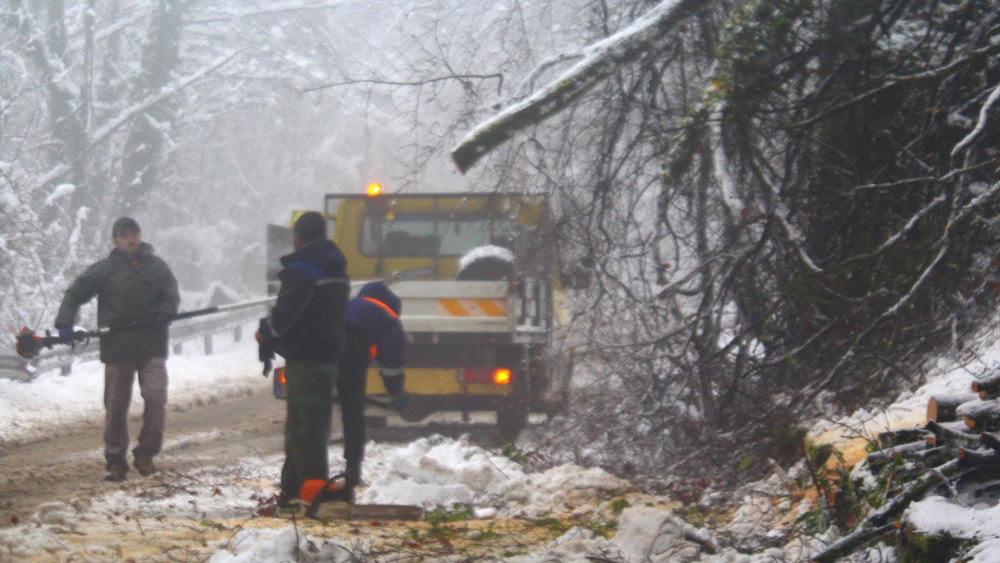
450,0,711,174
951,82,1000,157
865,194,947,258
27,51,243,190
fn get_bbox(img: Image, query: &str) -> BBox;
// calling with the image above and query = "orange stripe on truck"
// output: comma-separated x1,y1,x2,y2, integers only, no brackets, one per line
476,299,507,317
439,299,470,317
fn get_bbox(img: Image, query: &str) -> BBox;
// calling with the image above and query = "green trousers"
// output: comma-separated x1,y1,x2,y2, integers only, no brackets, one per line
280,360,338,498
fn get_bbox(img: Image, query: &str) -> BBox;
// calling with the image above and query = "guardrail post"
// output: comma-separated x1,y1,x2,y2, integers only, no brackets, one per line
204,334,214,356
174,342,183,355
234,325,243,343
61,362,72,376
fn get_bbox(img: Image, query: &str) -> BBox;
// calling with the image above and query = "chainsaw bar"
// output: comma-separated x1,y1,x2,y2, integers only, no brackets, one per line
277,502,423,521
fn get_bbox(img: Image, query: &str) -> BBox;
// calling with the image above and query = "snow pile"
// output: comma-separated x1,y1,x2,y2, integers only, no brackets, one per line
33,499,90,530
0,330,266,443
358,434,523,507
511,527,611,563
965,538,1000,563
500,463,629,517
208,527,354,563
0,524,74,561
614,506,714,562
905,495,1000,540
514,506,718,563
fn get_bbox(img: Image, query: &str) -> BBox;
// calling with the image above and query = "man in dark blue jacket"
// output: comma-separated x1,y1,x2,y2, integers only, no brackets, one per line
256,212,349,504
338,281,408,498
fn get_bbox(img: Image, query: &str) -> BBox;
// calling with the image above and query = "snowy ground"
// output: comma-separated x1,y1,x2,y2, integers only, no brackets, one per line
0,323,267,445
7,324,1000,561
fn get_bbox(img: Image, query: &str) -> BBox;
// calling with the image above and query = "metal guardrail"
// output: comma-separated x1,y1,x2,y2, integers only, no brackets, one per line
0,307,264,382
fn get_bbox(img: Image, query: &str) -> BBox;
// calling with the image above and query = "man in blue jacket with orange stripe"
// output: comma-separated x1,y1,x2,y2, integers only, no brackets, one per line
339,281,409,499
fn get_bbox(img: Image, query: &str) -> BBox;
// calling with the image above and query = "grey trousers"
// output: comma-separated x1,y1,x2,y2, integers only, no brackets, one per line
104,358,168,467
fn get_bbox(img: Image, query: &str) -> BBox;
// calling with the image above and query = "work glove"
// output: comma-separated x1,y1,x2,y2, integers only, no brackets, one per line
56,325,74,344
259,341,275,377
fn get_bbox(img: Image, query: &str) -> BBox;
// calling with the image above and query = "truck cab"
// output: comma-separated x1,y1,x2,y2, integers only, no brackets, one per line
270,190,563,440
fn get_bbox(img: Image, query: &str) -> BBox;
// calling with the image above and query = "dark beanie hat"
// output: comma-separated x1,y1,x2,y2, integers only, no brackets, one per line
112,217,141,238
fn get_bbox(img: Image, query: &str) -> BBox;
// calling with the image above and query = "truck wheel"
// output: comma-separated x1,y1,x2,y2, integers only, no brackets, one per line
496,403,528,442
399,404,430,423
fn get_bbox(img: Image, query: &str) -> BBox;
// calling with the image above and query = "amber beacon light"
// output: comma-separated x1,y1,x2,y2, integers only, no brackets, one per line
367,183,383,196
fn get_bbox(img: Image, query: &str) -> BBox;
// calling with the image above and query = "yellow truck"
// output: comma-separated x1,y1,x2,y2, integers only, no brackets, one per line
268,189,563,439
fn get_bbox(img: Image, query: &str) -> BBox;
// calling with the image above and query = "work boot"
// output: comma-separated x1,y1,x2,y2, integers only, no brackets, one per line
133,455,158,477
104,459,128,482
339,468,361,505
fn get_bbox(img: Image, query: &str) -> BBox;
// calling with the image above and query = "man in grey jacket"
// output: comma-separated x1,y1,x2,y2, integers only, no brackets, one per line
56,218,180,481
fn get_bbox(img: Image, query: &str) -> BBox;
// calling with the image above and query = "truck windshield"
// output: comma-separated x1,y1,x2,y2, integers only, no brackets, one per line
360,213,515,257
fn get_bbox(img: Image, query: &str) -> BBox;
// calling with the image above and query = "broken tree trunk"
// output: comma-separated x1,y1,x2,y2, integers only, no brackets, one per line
958,447,1000,468
957,400,1000,431
866,441,929,471
812,460,959,563
927,394,981,423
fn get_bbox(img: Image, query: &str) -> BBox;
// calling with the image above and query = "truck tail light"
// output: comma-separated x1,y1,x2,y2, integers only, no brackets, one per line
493,368,511,385
462,368,512,385
276,367,286,385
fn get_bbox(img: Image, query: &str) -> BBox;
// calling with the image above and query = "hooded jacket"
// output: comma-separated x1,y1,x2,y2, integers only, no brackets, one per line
345,282,406,378
260,238,349,362
56,243,180,363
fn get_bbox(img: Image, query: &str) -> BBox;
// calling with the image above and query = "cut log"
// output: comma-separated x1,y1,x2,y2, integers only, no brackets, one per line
981,432,1000,455
878,427,931,447
924,420,981,448
957,400,1000,431
926,394,981,423
958,447,1000,468
866,441,928,471
915,446,952,468
971,372,1000,397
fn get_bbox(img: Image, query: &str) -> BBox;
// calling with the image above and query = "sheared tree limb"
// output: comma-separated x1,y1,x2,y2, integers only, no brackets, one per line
449,0,712,173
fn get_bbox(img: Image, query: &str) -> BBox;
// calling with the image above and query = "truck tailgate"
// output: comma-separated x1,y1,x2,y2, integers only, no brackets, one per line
375,280,513,333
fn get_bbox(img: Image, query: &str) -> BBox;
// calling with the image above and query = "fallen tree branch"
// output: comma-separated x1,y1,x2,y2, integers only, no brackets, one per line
450,0,711,173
